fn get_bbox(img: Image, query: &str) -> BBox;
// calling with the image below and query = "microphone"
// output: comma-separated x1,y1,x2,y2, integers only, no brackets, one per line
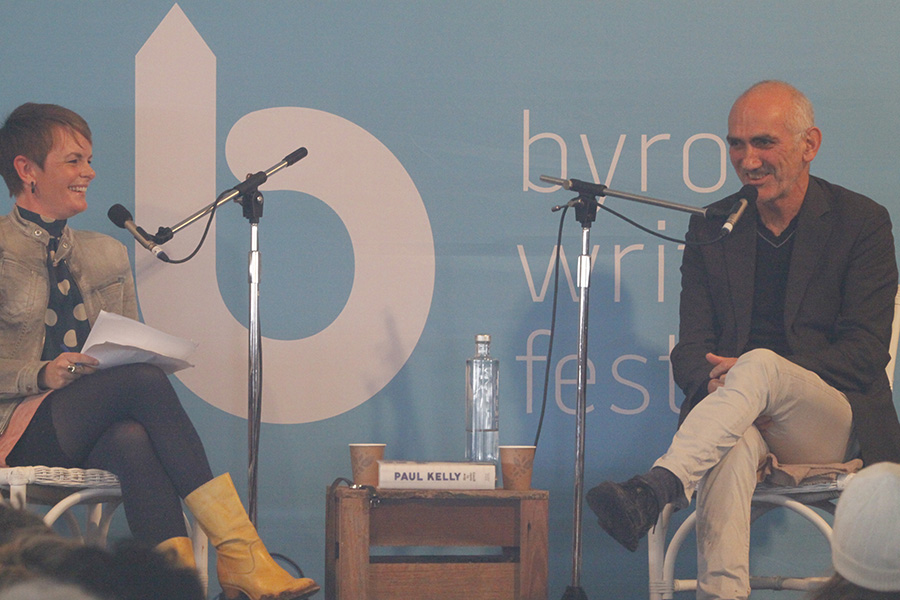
108,204,170,262
720,184,757,234
540,175,607,197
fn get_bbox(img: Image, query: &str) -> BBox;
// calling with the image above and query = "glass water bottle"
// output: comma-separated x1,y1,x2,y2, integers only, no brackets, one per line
466,334,499,466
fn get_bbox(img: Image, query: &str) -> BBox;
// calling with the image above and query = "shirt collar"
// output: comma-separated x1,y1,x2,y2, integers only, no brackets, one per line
16,205,67,238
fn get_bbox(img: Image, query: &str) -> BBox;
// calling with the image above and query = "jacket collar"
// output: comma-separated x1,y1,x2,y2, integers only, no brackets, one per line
720,176,832,347
721,196,757,350
8,207,75,263
784,177,832,325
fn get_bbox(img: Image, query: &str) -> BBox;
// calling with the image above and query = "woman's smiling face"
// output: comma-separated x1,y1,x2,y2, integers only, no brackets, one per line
20,126,95,220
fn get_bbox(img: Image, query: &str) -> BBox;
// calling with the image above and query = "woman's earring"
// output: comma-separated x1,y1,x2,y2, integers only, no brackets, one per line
30,181,36,194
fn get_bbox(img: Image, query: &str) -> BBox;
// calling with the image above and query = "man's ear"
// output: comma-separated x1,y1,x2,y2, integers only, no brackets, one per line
802,126,822,163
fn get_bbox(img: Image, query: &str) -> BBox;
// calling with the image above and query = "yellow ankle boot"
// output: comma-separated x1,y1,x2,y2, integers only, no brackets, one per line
184,474,319,600
155,536,197,570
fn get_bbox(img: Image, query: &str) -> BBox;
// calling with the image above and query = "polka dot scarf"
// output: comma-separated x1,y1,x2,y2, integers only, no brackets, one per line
17,206,91,360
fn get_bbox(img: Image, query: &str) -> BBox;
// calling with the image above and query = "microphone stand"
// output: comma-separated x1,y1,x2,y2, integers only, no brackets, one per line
562,192,596,600
151,148,307,525
540,176,706,600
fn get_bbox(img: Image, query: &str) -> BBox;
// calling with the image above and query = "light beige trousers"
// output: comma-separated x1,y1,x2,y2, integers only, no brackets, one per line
654,348,854,600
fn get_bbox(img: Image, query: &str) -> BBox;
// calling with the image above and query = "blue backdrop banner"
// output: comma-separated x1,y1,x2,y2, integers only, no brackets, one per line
2,2,898,597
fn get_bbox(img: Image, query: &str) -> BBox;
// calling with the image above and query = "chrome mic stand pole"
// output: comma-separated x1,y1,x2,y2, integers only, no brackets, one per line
539,175,714,599
563,193,598,600
152,147,308,526
244,192,264,526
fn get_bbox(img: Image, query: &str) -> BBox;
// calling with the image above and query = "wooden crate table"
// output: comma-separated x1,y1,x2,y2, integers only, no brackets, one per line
325,487,549,600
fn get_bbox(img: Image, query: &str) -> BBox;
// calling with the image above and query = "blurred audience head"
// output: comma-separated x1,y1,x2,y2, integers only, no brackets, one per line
0,579,101,600
0,505,203,600
809,462,900,599
0,505,53,545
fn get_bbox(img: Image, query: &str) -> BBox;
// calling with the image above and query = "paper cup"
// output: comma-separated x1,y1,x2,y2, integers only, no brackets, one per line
349,443,385,487
500,445,536,491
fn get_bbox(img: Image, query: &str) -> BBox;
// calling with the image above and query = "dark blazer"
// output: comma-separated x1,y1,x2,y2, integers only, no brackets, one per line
671,176,900,465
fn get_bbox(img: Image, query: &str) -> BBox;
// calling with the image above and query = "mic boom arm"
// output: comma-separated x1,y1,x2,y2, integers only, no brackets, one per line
161,147,309,239
540,175,711,218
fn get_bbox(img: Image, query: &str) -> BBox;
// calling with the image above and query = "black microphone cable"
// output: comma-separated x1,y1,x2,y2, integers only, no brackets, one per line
592,199,741,247
531,190,746,450
532,203,568,453
156,191,225,265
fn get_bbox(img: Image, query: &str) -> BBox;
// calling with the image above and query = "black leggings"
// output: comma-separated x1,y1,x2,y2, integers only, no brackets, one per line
7,363,214,546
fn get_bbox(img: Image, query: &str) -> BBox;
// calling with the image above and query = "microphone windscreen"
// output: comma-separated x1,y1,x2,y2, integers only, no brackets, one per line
739,184,758,203
107,204,133,228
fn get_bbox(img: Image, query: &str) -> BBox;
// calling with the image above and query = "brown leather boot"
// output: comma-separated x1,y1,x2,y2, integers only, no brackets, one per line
185,474,319,600
155,536,197,570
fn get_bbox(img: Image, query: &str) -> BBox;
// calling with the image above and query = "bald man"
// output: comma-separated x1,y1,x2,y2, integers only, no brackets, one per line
587,81,900,600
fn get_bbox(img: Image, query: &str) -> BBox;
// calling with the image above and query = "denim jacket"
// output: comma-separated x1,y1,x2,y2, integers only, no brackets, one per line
0,208,137,433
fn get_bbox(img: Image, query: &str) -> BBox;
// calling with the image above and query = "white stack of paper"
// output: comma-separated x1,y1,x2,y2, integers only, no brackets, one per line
82,311,198,374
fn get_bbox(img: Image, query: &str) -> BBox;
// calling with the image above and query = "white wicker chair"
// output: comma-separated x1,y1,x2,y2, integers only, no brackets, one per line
0,465,209,593
647,286,900,599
